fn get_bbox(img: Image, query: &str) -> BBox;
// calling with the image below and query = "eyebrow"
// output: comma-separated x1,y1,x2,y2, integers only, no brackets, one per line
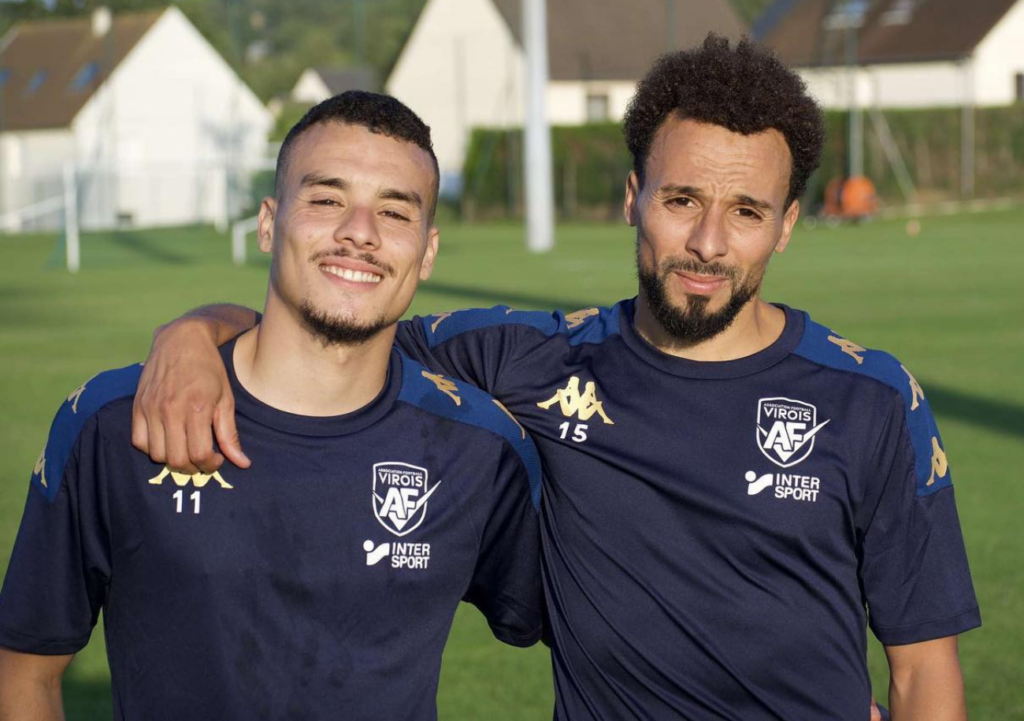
378,187,423,208
300,173,422,209
300,173,347,191
659,184,774,213
735,194,775,213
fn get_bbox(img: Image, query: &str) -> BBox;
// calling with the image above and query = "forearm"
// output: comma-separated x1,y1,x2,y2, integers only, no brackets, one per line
886,638,967,721
157,304,259,347
0,678,64,721
0,649,69,721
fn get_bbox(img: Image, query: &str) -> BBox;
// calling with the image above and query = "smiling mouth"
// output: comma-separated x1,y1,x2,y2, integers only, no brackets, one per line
319,265,383,284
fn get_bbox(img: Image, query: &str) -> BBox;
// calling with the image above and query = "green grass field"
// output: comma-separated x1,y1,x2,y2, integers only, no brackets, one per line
1,210,1022,719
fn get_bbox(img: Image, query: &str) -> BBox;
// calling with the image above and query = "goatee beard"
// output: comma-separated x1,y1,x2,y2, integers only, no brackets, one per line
637,257,761,346
299,300,393,347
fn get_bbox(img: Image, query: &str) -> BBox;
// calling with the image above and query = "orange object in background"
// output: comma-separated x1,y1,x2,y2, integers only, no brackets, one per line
823,176,878,219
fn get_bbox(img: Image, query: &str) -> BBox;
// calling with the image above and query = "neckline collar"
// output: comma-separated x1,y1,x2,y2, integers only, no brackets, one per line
617,298,804,380
222,337,402,437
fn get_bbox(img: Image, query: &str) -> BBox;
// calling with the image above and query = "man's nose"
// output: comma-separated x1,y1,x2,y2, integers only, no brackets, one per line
684,209,729,263
334,205,381,250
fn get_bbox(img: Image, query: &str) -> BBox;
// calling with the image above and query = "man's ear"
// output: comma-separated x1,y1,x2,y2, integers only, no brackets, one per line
775,199,800,254
419,226,440,281
257,197,277,253
624,171,641,227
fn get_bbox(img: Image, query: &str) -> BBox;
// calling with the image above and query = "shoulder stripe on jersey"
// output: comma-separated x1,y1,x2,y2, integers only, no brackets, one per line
32,364,143,503
420,304,621,348
397,354,542,508
793,314,950,497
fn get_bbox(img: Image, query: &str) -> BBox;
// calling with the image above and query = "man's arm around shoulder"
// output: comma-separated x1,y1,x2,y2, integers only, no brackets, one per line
0,647,73,721
132,304,257,474
885,636,967,721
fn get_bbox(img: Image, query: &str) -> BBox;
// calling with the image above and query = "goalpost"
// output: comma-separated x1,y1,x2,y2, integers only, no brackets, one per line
0,161,80,273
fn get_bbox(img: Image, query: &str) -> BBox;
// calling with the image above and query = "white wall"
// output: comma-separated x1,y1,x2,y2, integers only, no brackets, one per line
0,130,75,231
387,0,524,190
73,6,273,229
292,69,331,103
973,0,1024,105
799,62,971,109
547,81,637,124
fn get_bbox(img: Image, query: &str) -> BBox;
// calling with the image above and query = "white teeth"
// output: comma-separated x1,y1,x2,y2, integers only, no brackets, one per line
320,265,382,283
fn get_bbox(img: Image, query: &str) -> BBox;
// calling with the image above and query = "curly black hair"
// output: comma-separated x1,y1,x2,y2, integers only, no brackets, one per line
276,90,439,220
623,34,825,209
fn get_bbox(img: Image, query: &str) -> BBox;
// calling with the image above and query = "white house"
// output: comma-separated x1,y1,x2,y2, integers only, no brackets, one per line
291,66,378,104
0,7,273,231
757,0,1024,109
386,0,745,191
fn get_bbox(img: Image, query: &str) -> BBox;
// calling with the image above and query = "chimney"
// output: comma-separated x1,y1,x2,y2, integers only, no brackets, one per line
92,7,112,38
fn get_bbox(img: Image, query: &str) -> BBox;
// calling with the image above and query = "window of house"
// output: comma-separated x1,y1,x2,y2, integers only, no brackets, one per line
586,93,610,123
25,69,48,96
70,62,100,91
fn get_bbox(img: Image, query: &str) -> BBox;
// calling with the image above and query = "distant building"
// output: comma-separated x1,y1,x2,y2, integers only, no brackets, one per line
291,66,379,104
757,0,1024,109
0,6,273,231
386,0,745,191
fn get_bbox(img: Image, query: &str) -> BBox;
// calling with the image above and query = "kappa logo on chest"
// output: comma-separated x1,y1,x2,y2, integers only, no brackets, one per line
755,397,831,468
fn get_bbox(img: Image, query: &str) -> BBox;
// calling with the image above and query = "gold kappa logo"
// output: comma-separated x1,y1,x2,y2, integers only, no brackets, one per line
538,376,614,425
422,371,461,406
429,310,459,333
564,308,599,330
926,437,949,487
33,449,47,488
828,335,866,365
67,378,92,414
902,365,925,411
492,399,526,439
148,467,234,489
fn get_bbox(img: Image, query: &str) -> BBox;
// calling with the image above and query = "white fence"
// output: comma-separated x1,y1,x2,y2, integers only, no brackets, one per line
1,157,276,235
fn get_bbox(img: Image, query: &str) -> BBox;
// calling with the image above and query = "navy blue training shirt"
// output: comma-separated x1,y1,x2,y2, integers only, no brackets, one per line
0,340,543,720
397,299,980,721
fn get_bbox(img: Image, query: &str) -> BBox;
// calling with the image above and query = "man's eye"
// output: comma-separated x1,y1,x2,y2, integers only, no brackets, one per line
737,207,763,220
381,210,410,222
667,197,693,207
311,198,340,206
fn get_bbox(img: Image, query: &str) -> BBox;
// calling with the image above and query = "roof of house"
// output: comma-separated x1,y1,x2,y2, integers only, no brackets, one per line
756,0,1020,66
310,66,379,94
0,9,164,131
491,0,747,81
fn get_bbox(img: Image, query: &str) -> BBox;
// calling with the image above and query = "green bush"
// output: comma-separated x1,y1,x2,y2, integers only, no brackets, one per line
464,106,1024,219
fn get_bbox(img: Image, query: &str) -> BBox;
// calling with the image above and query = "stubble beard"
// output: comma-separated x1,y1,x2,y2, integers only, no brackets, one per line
298,248,400,347
636,251,764,347
298,300,396,347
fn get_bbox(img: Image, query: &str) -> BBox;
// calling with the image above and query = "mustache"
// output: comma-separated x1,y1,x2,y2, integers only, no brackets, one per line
660,258,739,281
308,248,396,278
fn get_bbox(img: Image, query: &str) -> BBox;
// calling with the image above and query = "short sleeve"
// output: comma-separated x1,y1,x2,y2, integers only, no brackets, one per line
859,395,981,646
395,307,561,398
0,413,111,655
462,443,544,648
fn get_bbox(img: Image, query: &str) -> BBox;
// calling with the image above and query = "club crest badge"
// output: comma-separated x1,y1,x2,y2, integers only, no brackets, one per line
756,397,830,468
372,462,441,537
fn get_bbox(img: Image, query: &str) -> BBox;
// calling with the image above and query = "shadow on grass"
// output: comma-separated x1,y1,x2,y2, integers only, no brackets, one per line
107,231,193,265
63,676,112,719
418,280,599,312
926,382,1024,440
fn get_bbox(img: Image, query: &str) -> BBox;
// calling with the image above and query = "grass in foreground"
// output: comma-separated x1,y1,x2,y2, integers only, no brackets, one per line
0,210,1021,719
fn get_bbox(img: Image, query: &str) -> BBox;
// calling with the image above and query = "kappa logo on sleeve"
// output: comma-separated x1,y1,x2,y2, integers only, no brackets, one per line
372,462,441,537
756,397,830,468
